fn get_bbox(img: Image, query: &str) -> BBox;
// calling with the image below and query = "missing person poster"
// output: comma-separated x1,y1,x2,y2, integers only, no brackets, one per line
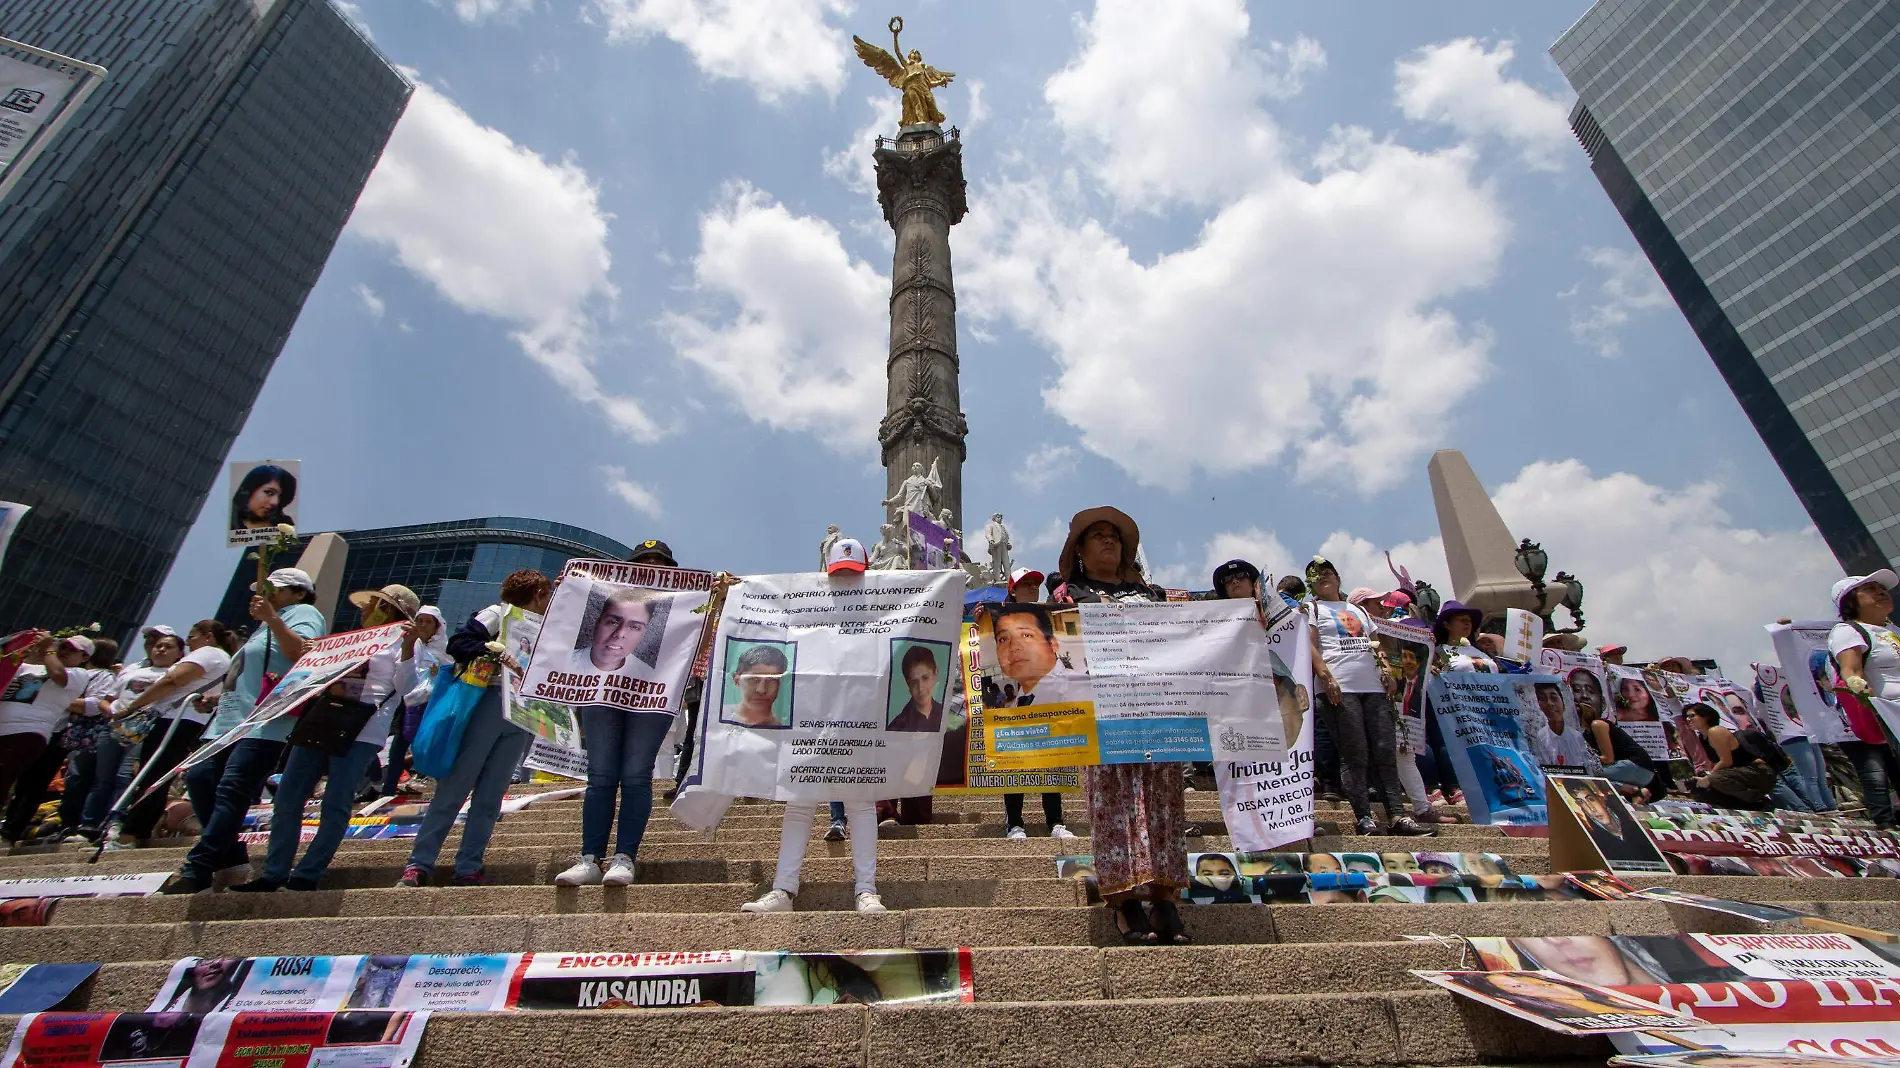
226,460,300,547
1769,622,1858,746
905,512,960,571
0,1010,427,1068
1412,969,1704,1035
521,560,714,713
1373,619,1432,752
1216,606,1316,852
934,624,1078,795
489,606,583,781
1750,663,1811,745
1546,774,1671,875
671,570,965,826
1540,648,1613,734
1428,672,1549,825
1604,665,1687,761
1514,675,1598,772
972,599,1285,770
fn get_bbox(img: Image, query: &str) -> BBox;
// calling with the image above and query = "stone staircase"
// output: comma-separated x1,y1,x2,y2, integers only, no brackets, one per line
6,785,1900,1067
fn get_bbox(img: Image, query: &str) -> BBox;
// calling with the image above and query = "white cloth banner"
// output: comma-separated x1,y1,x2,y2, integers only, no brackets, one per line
1750,661,1810,744
521,560,713,713
1769,620,1857,745
672,570,965,828
1215,605,1316,851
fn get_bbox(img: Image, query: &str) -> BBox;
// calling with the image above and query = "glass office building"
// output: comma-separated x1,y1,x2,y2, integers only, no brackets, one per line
0,0,410,645
1553,0,1900,574
213,518,633,634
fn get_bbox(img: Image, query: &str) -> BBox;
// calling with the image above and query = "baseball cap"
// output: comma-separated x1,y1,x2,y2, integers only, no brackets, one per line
1832,570,1898,614
141,624,178,640
349,583,420,620
1596,643,1627,657
60,635,95,658
251,567,315,593
1381,591,1412,609
826,538,867,574
630,539,677,567
1008,567,1045,590
1212,559,1260,589
1347,587,1379,606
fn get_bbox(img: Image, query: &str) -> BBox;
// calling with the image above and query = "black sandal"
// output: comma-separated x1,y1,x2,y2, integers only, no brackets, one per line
1114,900,1157,944
1149,899,1191,944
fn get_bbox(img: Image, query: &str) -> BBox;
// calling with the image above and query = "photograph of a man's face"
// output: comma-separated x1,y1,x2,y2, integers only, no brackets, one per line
720,639,795,729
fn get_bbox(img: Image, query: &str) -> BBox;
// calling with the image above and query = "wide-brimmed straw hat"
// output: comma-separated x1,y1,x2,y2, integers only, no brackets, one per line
1059,506,1142,584
349,584,420,621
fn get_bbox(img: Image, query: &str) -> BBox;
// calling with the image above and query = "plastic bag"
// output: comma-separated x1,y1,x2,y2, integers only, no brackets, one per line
410,661,493,779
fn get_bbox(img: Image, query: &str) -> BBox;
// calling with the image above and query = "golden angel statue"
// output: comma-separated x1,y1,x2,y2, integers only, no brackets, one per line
853,17,955,127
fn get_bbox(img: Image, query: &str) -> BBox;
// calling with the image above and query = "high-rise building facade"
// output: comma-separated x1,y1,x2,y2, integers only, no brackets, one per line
212,518,634,635
1553,0,1900,574
0,0,409,643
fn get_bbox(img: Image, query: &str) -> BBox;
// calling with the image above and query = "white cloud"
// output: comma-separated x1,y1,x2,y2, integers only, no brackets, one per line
444,0,534,23
1311,530,1450,599
1394,38,1573,172
661,183,886,451
351,81,659,440
1566,246,1672,357
352,283,385,319
592,0,850,102
600,466,663,517
1013,444,1080,493
822,93,901,197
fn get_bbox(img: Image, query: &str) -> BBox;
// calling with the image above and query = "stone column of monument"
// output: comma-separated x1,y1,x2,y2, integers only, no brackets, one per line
1428,449,1537,618
874,125,969,529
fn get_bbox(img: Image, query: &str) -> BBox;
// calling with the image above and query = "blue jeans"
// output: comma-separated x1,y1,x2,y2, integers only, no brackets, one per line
1781,736,1835,811
185,746,230,828
829,801,846,823
1769,772,1813,812
81,734,138,828
264,741,379,885
1843,740,1897,827
578,708,670,859
1600,760,1656,788
179,739,285,883
406,689,531,877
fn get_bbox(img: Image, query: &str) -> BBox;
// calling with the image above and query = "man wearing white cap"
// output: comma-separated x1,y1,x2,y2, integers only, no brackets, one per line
1829,569,1900,828
0,634,94,817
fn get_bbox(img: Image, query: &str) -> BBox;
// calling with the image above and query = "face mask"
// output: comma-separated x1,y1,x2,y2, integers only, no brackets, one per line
1205,875,1235,892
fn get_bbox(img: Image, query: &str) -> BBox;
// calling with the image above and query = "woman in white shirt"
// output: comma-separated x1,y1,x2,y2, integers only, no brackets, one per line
0,634,96,824
1828,570,1900,827
109,620,236,848
0,639,118,843
77,630,182,836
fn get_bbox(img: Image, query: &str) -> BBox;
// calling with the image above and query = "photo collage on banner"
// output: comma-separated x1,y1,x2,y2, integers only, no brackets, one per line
905,511,959,571
971,598,1286,771
672,570,965,825
1749,662,1810,745
225,459,300,547
1176,850,1577,905
933,623,1078,795
1,1010,427,1068
1468,932,1900,1057
1636,804,1900,876
1603,664,1686,762
1768,622,1857,746
1215,605,1316,852
1427,671,1551,825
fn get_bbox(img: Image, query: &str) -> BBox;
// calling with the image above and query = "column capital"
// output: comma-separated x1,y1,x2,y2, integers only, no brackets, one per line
875,137,967,227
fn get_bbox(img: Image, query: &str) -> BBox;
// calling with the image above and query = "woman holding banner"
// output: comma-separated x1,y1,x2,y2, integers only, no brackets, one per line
1829,571,1900,828
1050,506,1191,944
107,620,235,849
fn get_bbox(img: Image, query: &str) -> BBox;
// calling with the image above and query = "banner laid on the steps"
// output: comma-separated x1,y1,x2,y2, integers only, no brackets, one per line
971,597,1286,769
1428,672,1550,824
237,809,420,844
933,623,1079,795
1614,1055,1900,1068
521,560,714,713
1062,851,1582,904
671,570,965,816
1411,969,1705,1035
1546,774,1671,875
1637,804,1900,869
0,873,168,899
148,950,975,1014
1,1010,427,1068
1768,620,1859,746
0,964,98,1013
1215,603,1315,851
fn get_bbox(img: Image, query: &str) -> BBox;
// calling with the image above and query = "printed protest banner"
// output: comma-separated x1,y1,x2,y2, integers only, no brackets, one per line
1751,663,1811,745
1429,672,1548,824
0,42,106,202
1541,648,1615,733
1373,618,1433,752
0,1010,427,1068
1605,665,1687,761
521,560,714,712
1181,850,1574,905
1503,609,1544,665
1216,607,1316,851
905,512,960,571
1411,970,1705,1035
1638,808,1900,864
1614,1055,1900,1068
1547,775,1671,875
973,598,1285,770
0,966,98,1013
1770,622,1857,746
511,949,972,1008
1514,676,1598,772
934,624,1078,795
0,873,167,899
0,502,26,578
174,626,406,779
672,570,965,825
150,956,516,1014
225,460,300,547
490,606,582,781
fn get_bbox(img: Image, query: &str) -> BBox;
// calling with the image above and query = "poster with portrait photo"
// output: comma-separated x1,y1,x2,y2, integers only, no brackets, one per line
1547,774,1672,875
886,638,951,733
1769,621,1856,746
1372,618,1432,751
1749,662,1809,744
521,559,714,715
226,460,299,547
717,638,796,730
935,623,1082,795
1429,671,1548,825
1540,649,1613,730
1412,969,1704,1036
972,601,1098,770
1512,676,1598,772
1605,665,1684,761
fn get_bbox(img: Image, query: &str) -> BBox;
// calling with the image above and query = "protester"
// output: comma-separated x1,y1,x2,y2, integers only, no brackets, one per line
1303,557,1432,839
0,638,117,843
1685,702,1805,811
400,570,549,887
743,543,886,915
79,628,181,839
1826,571,1900,828
1434,602,1494,674
997,567,1072,841
1049,507,1191,943
106,620,234,850
1597,643,1627,666
1580,699,1667,801
1756,672,1834,812
381,606,447,797
1275,575,1305,609
163,568,327,893
0,634,96,830
232,586,421,892
1382,591,1413,620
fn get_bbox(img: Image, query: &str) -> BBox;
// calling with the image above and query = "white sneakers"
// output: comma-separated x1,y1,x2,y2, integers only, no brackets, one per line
555,855,602,886
741,888,795,913
602,853,635,887
1006,826,1029,840
1050,824,1077,839
855,892,887,914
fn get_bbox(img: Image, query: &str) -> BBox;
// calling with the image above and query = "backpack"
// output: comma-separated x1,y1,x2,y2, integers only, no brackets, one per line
1733,727,1791,775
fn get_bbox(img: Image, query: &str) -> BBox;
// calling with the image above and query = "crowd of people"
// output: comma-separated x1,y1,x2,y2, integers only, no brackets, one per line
2,506,1898,948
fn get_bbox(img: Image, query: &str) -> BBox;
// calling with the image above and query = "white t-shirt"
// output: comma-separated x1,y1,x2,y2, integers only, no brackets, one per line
0,664,93,740
153,646,234,724
1829,621,1900,702
1307,600,1382,693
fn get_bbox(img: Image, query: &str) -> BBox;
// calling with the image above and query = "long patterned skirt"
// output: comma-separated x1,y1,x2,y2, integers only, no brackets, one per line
1085,762,1188,902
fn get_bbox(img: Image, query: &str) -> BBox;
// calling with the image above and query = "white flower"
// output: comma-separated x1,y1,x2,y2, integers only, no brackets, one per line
276,524,297,537
484,642,506,654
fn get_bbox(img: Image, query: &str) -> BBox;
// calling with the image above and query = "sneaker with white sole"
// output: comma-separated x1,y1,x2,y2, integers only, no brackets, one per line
741,888,795,913
601,853,635,887
554,855,602,886
1049,824,1077,839
855,892,887,914
824,821,846,841
1005,826,1028,840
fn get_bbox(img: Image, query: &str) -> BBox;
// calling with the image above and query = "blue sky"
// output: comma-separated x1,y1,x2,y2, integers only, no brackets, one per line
144,0,1845,673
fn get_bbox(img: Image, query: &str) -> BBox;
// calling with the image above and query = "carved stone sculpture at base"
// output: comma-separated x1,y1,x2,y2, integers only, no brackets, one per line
983,513,1011,583
818,525,840,572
